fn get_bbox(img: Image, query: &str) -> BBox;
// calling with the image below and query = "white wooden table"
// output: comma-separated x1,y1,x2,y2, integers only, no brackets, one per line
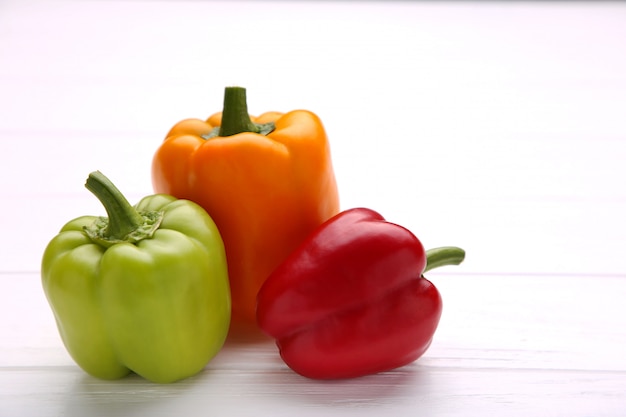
1,1,625,416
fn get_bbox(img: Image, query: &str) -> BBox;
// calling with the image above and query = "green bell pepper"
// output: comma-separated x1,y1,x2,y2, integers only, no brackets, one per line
41,171,231,383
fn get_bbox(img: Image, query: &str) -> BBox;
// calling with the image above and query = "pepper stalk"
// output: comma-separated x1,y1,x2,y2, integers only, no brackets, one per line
203,86,275,139
83,171,163,247
424,246,466,274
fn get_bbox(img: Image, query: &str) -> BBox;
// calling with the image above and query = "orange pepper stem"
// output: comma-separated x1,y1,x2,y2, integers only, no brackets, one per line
218,87,260,137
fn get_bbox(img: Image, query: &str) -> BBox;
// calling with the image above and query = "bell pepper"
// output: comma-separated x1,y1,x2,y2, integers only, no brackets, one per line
152,86,340,325
41,171,231,383
256,207,465,379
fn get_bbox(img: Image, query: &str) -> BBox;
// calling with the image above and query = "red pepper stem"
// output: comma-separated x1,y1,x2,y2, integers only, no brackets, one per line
424,246,465,274
84,171,144,240
218,86,260,137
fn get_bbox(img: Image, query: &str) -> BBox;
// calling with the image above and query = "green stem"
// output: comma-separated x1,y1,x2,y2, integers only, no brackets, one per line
84,171,144,240
424,246,466,273
218,86,260,137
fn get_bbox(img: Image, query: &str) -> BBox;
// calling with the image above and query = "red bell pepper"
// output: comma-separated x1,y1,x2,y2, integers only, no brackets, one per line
256,207,465,379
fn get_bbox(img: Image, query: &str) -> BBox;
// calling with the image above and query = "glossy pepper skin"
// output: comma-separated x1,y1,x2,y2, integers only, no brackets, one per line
41,171,231,383
256,208,465,379
152,87,339,325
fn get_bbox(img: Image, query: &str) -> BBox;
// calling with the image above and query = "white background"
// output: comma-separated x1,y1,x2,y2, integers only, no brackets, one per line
1,1,625,416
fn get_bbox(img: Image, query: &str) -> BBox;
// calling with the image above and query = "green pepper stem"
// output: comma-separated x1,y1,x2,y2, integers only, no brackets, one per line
84,171,144,240
218,86,260,137
424,246,466,273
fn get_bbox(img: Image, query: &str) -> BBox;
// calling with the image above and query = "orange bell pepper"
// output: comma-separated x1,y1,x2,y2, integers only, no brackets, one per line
152,87,340,326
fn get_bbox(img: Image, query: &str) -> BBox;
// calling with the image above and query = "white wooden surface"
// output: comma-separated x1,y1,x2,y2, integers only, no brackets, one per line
1,1,626,416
